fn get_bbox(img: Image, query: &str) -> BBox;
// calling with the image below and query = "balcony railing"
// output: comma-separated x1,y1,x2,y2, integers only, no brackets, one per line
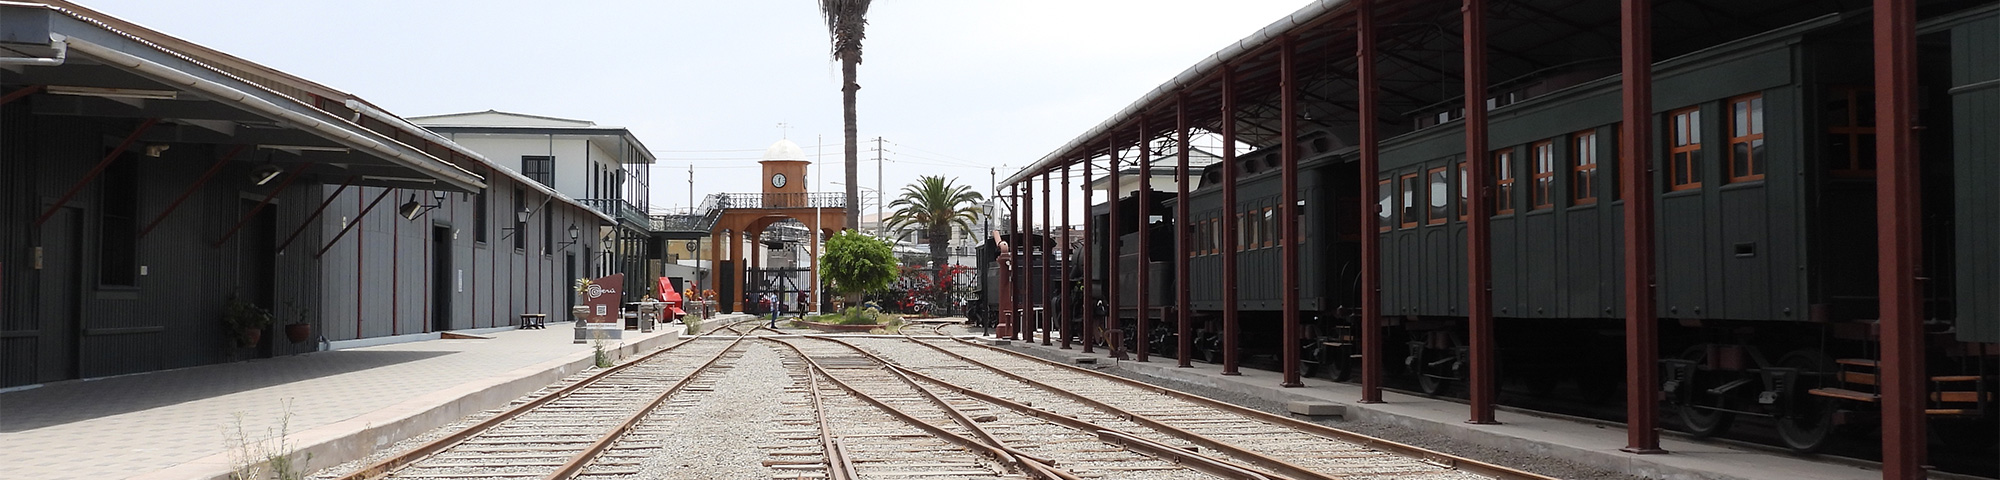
579,198,651,228
718,192,847,210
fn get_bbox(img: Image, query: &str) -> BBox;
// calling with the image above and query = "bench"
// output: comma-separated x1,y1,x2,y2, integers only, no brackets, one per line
519,313,548,329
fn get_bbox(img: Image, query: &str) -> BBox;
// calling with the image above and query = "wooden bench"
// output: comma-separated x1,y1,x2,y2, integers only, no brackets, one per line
519,313,548,329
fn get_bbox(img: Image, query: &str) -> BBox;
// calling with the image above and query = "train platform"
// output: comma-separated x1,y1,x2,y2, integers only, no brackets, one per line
970,327,1888,480
0,316,750,480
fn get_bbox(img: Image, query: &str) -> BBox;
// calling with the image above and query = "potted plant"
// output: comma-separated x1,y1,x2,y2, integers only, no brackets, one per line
223,297,272,348
281,301,313,344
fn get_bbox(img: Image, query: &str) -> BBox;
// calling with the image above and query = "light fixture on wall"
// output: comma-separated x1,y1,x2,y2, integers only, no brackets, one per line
397,191,447,220
499,209,533,238
250,163,283,185
558,224,580,249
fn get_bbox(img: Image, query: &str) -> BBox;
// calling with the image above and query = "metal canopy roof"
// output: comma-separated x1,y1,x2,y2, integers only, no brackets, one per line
1003,0,1934,186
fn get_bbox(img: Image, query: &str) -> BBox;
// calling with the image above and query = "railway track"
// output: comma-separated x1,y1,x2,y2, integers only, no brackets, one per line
334,318,761,480
841,328,1553,480
773,335,1260,480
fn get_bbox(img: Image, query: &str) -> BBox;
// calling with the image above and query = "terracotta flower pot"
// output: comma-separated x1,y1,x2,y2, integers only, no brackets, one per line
237,328,263,348
285,323,311,343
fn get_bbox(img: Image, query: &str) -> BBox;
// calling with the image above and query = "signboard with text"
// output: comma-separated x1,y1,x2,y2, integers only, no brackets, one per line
584,274,624,324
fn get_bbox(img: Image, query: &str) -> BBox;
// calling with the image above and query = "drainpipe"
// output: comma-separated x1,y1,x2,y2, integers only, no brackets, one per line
0,33,66,66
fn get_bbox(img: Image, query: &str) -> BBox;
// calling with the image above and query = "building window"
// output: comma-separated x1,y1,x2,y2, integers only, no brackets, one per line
513,187,527,251
1728,94,1767,182
541,210,553,256
1825,87,1876,177
1669,106,1703,191
1377,179,1393,232
98,154,140,287
474,189,489,243
1531,141,1555,210
1457,160,1468,221
522,155,554,187
1400,173,1420,229
1573,130,1599,205
1427,167,1448,224
1493,150,1515,216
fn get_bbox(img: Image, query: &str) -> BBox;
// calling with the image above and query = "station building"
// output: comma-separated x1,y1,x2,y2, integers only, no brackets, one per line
0,1,615,387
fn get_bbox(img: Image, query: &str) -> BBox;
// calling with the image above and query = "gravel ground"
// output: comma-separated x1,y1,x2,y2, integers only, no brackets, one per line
633,341,788,479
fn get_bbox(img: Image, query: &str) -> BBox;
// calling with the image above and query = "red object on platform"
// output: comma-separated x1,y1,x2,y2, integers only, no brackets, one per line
657,277,686,318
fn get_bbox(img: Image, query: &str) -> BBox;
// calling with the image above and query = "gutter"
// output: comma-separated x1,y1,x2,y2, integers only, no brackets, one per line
0,32,64,66
61,36,486,192
347,99,616,225
1002,0,1349,186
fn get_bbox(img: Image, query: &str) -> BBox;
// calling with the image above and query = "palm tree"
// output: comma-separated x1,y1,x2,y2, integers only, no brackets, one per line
818,0,872,231
885,176,984,310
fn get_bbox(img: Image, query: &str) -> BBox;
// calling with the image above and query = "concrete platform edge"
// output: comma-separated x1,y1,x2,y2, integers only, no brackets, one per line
991,341,1872,480
131,329,684,480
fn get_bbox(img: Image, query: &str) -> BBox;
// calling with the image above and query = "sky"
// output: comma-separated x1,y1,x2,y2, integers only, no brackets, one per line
73,0,1310,216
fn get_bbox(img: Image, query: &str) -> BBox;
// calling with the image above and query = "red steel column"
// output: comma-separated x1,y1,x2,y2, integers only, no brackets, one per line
1619,0,1665,453
1874,0,1926,477
1082,157,1097,354
1176,93,1195,368
1279,34,1304,388
1042,169,1054,345
1062,161,1074,349
1016,183,1029,341
1220,65,1243,376
1137,118,1153,363
1462,0,1499,424
1107,135,1125,359
1356,0,1386,403
1023,176,1036,342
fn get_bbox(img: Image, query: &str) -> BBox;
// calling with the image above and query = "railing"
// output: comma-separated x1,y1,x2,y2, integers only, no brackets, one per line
579,198,652,228
718,192,847,210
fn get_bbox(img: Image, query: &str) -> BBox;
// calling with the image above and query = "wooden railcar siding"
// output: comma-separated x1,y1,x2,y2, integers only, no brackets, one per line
1952,12,1999,343
1374,28,1810,321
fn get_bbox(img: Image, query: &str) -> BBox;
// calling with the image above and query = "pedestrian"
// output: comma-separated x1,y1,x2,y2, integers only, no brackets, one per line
766,292,780,327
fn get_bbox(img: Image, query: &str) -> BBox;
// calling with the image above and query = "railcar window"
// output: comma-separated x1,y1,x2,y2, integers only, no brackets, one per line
1670,107,1703,191
1458,160,1469,221
1211,219,1222,254
1264,207,1277,248
1532,141,1556,210
1573,131,1599,205
1728,94,1767,182
1825,87,1877,177
1427,167,1449,224
1400,173,1421,228
1378,178,1394,232
1493,151,1516,215
1240,212,1252,251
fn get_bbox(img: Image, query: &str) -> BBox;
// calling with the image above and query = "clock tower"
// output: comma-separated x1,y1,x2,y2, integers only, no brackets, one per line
760,139,809,195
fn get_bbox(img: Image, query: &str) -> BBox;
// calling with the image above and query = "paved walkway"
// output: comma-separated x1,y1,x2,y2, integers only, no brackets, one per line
0,318,745,480
972,326,1887,480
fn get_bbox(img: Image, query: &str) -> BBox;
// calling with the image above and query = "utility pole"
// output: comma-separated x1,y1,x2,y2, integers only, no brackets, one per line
874,136,885,238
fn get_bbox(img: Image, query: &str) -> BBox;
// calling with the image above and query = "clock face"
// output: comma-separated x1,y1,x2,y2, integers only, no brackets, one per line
771,173,788,188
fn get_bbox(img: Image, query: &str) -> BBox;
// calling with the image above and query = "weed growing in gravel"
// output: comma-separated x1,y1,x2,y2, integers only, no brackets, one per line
592,338,612,368
223,399,312,480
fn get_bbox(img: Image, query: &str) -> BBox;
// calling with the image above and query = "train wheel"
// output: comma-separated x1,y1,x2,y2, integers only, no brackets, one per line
1775,349,1838,453
1677,346,1736,438
1323,349,1353,383
1414,347,1456,396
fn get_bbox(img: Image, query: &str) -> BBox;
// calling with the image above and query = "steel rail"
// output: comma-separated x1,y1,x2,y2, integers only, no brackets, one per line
337,317,762,480
929,336,1559,480
812,334,1282,480
546,333,750,479
803,368,857,480
766,338,1077,480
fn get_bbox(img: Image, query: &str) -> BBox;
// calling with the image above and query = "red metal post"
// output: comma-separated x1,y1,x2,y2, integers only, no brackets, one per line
1463,0,1500,424
1619,0,1665,453
1874,0,1926,476
1023,176,1035,342
1082,157,1096,354
1356,0,1386,403
139,145,245,238
276,175,359,254
37,118,159,226
1043,170,1053,346
1015,183,1028,341
315,187,394,259
214,162,314,247
1176,93,1195,368
1107,135,1125,360
1062,161,1074,350
1221,65,1243,376
1136,118,1153,363
1280,35,1304,388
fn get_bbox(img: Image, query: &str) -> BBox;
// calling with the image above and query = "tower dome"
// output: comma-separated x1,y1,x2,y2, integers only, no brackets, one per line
762,139,808,163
